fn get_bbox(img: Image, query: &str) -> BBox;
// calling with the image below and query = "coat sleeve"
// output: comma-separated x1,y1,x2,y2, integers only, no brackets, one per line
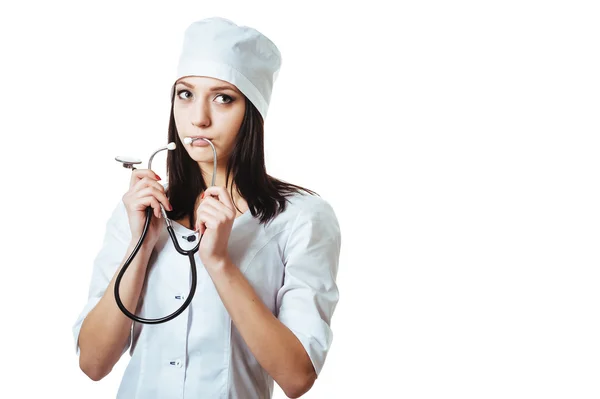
72,199,133,357
276,197,342,376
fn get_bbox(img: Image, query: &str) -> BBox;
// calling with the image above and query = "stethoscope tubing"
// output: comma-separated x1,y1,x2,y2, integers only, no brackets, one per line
114,137,216,324
114,207,200,324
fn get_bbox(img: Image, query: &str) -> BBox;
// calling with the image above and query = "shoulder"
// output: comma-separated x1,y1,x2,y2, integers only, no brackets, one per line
284,192,338,223
279,192,342,264
279,192,340,238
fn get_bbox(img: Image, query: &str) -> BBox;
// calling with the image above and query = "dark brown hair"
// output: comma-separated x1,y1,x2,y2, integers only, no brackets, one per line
164,86,318,228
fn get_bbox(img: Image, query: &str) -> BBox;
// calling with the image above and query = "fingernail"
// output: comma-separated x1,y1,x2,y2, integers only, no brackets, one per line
201,192,205,199
169,204,173,211
155,173,161,180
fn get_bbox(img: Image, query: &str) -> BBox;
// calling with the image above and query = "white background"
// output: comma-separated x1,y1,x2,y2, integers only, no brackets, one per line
0,0,598,398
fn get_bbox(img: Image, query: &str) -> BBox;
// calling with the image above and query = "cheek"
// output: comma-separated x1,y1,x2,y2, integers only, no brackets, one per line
216,105,244,129
226,103,245,129
173,109,188,131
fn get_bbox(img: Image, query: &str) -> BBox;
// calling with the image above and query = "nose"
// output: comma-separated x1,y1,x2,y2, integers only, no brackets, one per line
191,100,211,128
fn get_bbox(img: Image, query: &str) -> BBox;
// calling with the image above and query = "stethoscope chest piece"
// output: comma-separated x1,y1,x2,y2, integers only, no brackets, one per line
115,155,142,169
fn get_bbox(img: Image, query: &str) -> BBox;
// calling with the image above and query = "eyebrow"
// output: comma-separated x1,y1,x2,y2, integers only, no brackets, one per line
175,81,239,93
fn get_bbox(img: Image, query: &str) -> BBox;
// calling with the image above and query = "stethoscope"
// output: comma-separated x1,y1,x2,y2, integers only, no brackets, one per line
113,137,216,324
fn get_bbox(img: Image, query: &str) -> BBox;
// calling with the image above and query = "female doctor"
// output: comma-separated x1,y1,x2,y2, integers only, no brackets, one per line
72,17,341,399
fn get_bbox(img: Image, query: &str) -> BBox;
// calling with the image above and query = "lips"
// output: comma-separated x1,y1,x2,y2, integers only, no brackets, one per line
189,136,213,140
189,137,215,147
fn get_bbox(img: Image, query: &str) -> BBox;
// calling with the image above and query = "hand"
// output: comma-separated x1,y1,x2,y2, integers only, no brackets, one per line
122,169,172,249
194,186,236,268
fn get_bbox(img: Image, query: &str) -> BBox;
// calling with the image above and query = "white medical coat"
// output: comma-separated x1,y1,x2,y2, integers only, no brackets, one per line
72,189,341,398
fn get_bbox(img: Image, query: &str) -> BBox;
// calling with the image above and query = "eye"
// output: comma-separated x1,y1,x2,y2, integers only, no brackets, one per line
215,94,233,104
176,89,192,100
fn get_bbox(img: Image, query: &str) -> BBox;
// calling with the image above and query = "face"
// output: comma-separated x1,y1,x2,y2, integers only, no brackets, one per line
173,76,246,165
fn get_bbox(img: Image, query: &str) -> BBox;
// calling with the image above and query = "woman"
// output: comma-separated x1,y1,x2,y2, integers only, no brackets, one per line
73,17,341,399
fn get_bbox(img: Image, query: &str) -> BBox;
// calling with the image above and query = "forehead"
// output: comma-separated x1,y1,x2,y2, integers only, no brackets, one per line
175,76,240,93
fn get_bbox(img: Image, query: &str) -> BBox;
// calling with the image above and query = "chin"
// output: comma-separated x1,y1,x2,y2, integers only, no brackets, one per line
192,153,217,163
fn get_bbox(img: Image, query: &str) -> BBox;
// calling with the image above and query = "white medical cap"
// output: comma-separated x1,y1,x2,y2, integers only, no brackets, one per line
172,17,282,120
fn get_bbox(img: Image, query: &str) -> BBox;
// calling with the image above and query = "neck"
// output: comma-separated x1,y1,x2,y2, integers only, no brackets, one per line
199,163,233,189
198,162,245,211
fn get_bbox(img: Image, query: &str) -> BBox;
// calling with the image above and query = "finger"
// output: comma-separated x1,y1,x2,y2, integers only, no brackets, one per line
194,209,219,233
196,222,205,235
150,197,161,219
134,176,164,192
137,187,170,215
134,180,172,210
199,196,234,220
135,194,162,219
195,209,218,232
203,186,235,212
194,210,205,233
130,168,161,188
